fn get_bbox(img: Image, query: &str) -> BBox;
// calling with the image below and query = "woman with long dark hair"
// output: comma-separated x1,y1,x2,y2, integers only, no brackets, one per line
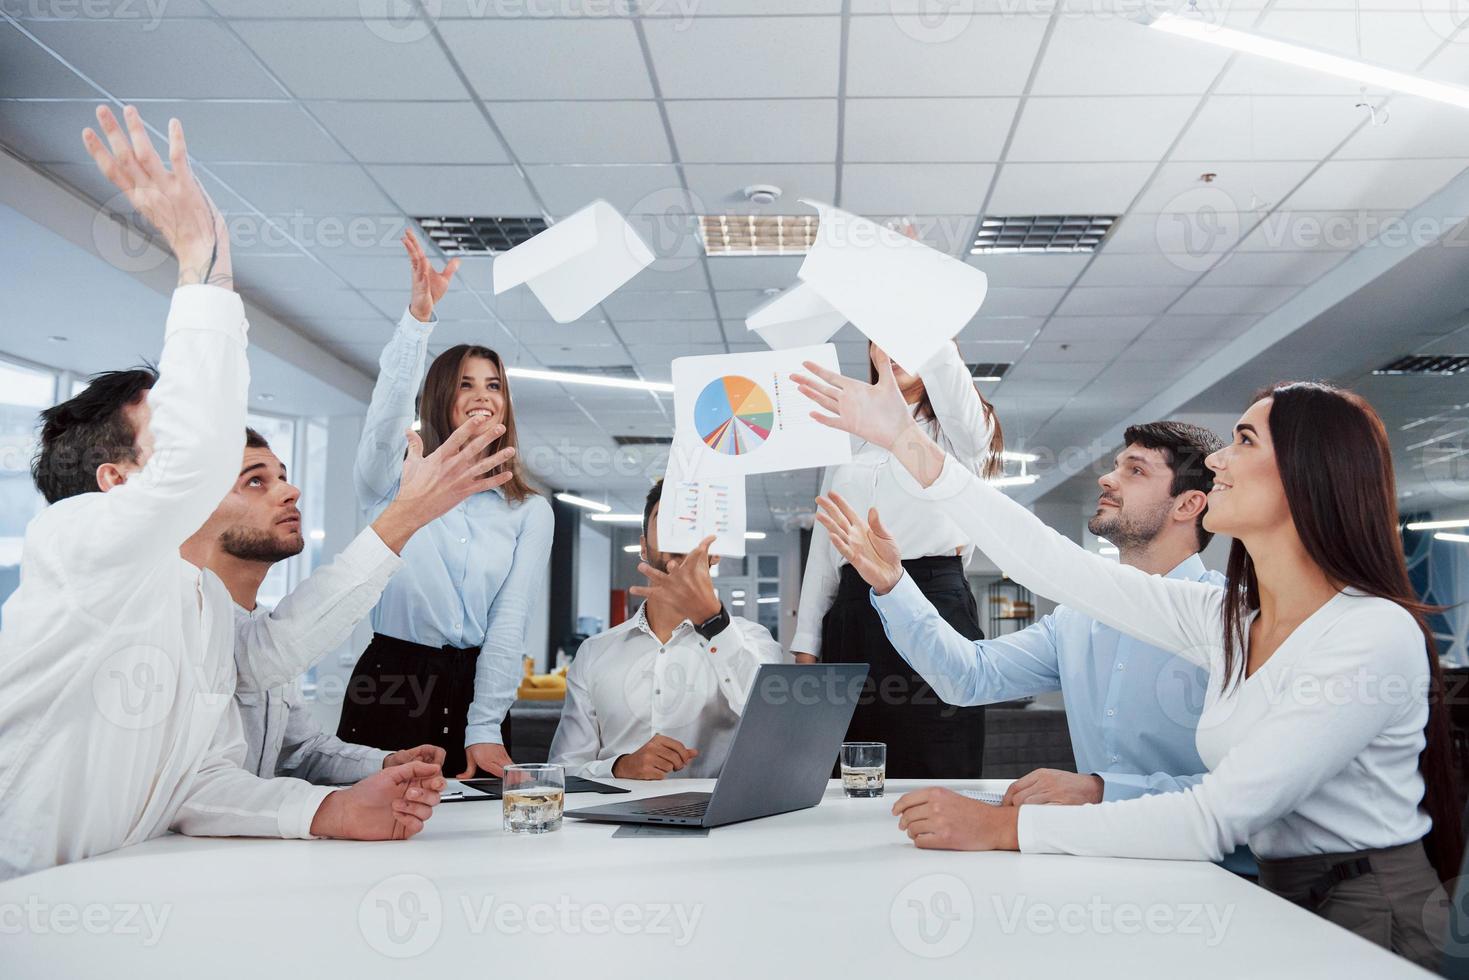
791,340,1004,778
337,232,553,779
794,353,1461,966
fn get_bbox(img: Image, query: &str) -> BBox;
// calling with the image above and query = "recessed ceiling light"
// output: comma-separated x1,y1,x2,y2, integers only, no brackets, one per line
507,367,674,394
972,216,1116,255
1407,518,1469,531
990,474,1040,488
257,393,275,401
47,335,67,343
1373,355,1469,377
966,362,1011,382
623,544,642,553
413,215,548,255
700,214,818,256
555,493,611,513
589,513,644,523
1435,532,1469,544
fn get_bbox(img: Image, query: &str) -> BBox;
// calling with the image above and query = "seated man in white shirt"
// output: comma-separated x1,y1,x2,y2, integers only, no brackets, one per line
182,425,517,784
549,480,785,780
0,107,443,879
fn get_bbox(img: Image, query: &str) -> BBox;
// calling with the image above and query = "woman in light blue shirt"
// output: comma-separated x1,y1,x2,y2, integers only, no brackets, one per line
337,233,554,778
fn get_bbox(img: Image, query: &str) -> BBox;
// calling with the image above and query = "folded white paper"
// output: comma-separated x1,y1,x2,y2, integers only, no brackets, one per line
670,343,851,478
656,444,747,558
745,281,847,351
796,199,988,372
492,199,654,323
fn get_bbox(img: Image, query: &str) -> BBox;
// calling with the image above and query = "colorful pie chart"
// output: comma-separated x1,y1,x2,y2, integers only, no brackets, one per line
694,375,775,456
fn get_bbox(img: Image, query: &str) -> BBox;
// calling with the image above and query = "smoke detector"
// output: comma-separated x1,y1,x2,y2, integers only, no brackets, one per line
743,184,782,206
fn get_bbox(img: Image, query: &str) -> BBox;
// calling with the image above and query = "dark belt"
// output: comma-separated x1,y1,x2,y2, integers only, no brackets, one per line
1257,852,1376,910
835,554,966,599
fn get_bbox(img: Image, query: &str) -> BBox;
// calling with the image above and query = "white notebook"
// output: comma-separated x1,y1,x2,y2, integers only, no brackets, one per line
959,790,1004,806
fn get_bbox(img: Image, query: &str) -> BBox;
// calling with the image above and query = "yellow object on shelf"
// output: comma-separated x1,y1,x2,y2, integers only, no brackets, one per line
516,656,568,701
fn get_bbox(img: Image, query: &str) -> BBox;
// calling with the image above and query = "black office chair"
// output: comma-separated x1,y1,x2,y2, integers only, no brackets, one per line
1440,801,1469,978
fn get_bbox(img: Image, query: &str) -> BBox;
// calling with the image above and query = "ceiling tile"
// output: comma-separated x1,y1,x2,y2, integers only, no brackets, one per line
1055,286,1187,316
644,16,841,98
616,320,726,344
1140,314,1261,341
1336,99,1469,160
967,253,1093,287
1074,253,1203,287
1172,95,1365,161
1006,359,1108,383
682,164,836,212
207,163,396,213
959,317,1045,343
1232,209,1406,252
840,164,994,214
1200,250,1348,286
526,164,686,216
1168,284,1300,315
980,287,1065,316
843,98,1016,162
1131,160,1317,213
232,20,467,99
439,18,652,99
0,22,96,98
666,99,837,163
715,289,770,320
1030,14,1231,95
1007,96,1198,162
1039,315,1155,343
1285,158,1469,211
309,101,507,164
623,261,712,292
367,164,540,214
1214,11,1445,94
985,162,1155,213
706,255,805,291
24,19,285,98
491,101,672,164
601,290,718,320
846,15,1049,96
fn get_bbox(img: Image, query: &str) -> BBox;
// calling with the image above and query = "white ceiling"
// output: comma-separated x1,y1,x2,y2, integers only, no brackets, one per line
3,1,1469,524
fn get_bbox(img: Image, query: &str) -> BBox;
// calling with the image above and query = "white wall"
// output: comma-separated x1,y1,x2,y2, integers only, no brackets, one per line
576,518,612,637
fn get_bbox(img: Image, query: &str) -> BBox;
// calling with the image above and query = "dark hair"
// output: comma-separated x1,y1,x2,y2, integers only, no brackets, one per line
1220,381,1463,882
642,478,663,542
868,342,1005,478
245,427,269,449
1122,420,1225,551
32,366,158,504
418,344,537,503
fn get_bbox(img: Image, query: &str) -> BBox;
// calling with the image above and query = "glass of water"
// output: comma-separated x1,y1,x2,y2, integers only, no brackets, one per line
841,742,886,798
502,764,565,834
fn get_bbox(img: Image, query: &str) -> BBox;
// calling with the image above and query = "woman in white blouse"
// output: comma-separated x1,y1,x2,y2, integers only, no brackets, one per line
793,352,1461,967
791,340,1003,778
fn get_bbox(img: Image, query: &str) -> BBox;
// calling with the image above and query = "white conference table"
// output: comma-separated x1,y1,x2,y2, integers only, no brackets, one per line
2,778,1434,977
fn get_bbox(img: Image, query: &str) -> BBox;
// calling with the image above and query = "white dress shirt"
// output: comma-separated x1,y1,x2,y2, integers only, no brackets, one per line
792,343,995,657
233,528,403,784
0,286,333,880
913,453,1433,863
548,605,786,779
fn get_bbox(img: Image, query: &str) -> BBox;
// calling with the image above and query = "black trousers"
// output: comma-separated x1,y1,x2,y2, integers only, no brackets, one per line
821,556,986,778
336,633,513,778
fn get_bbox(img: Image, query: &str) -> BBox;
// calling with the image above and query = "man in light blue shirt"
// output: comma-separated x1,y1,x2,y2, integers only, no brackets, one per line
818,420,1253,872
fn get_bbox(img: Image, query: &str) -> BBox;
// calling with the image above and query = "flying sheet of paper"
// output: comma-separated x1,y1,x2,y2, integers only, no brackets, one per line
491,199,654,323
795,199,988,372
670,343,851,478
745,281,847,351
656,444,747,558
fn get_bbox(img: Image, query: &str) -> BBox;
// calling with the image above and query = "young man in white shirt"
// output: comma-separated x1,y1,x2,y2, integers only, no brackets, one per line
0,107,443,879
548,480,785,780
183,424,518,784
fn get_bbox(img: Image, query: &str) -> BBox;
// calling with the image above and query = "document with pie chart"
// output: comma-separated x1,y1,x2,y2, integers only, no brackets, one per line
670,343,851,477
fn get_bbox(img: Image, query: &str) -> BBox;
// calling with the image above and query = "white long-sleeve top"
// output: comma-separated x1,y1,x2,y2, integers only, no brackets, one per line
910,453,1432,863
548,605,786,779
792,343,994,656
0,286,333,880
233,527,403,784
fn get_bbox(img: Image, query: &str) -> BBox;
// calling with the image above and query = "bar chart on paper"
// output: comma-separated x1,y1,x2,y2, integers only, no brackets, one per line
695,375,774,456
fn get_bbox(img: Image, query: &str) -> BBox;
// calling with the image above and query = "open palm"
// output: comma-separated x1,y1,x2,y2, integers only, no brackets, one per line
404,230,460,321
816,492,903,595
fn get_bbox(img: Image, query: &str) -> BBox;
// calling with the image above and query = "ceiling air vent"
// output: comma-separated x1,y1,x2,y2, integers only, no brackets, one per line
971,215,1117,254
967,362,1011,382
613,435,674,446
1373,355,1469,377
415,216,548,255
700,214,819,256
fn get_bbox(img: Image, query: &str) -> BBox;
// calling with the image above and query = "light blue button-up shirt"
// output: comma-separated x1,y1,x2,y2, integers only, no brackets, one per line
356,311,554,747
872,553,1255,872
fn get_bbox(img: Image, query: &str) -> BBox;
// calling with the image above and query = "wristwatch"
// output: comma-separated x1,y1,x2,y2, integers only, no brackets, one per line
693,603,731,641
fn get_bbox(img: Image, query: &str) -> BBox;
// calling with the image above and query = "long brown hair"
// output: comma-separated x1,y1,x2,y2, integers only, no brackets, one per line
418,344,538,503
1220,381,1462,881
869,343,1005,478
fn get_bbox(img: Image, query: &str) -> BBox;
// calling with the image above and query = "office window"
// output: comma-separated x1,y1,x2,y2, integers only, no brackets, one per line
246,413,297,609
0,359,57,625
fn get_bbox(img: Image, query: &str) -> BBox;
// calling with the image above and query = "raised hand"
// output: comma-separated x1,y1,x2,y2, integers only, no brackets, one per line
404,230,460,322
629,535,722,627
613,734,699,780
372,416,516,553
81,105,229,288
792,348,915,452
816,492,903,595
309,760,446,841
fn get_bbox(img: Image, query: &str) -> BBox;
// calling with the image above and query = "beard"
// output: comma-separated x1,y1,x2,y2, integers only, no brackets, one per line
1087,498,1171,551
220,524,303,563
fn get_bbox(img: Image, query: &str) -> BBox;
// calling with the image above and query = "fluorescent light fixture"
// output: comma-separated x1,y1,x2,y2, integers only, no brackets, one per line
555,492,611,513
506,366,674,394
731,590,747,598
1099,546,1120,556
1436,532,1469,543
1406,518,1469,531
990,474,1040,488
757,596,780,604
589,513,643,523
1001,450,1038,463
308,529,326,542
700,214,819,256
623,544,641,553
1149,13,1469,111
974,376,1004,383
744,531,767,540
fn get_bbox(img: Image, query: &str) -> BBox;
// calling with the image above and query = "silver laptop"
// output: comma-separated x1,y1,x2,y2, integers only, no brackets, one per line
565,663,868,829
